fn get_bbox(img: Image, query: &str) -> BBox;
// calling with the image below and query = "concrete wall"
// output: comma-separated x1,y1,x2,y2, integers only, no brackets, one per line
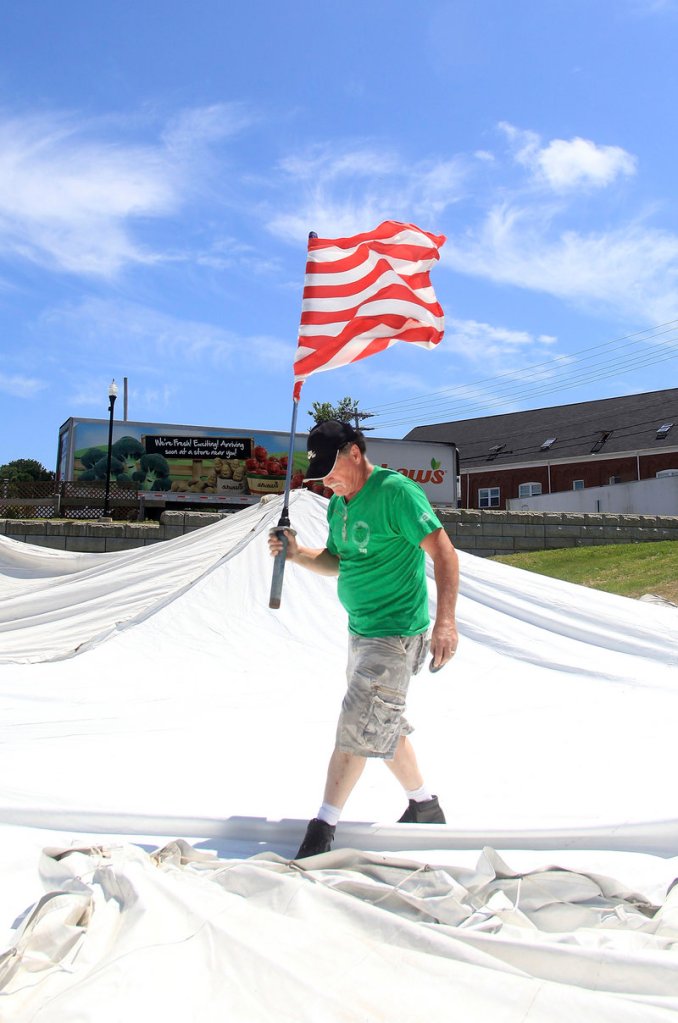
0,511,223,553
436,508,678,557
507,474,678,516
3,508,678,559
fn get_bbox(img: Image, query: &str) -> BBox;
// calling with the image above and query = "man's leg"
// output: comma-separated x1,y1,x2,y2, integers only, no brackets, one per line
383,735,423,790
294,748,366,859
323,747,367,808
386,735,446,824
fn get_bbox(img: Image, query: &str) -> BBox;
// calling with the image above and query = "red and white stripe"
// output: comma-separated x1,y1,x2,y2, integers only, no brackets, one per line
293,221,446,400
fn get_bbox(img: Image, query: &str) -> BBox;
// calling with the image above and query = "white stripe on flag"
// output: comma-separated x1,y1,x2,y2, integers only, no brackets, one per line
292,220,446,397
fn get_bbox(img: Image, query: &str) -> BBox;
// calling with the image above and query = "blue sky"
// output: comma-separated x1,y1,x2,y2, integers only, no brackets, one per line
2,0,678,468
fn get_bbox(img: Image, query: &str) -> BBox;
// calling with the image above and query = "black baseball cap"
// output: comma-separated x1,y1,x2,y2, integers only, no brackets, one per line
305,420,359,480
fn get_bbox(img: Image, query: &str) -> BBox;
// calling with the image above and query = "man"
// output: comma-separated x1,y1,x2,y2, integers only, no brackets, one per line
269,420,459,859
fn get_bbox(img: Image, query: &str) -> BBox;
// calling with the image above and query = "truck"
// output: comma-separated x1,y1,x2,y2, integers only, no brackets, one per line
57,417,459,510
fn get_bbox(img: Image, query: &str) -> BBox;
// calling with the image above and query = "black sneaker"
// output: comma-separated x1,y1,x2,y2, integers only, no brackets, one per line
295,818,336,859
397,795,446,824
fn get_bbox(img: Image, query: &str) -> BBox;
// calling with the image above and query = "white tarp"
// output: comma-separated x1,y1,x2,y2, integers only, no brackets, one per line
1,491,678,1020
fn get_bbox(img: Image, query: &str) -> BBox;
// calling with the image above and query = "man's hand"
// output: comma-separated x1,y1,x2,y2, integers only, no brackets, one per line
268,527,298,561
420,528,460,672
429,620,459,671
268,530,340,576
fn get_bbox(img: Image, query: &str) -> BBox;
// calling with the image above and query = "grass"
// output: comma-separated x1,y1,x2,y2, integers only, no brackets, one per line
492,541,678,604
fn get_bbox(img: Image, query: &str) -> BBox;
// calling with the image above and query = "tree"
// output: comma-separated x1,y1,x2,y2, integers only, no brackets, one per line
0,458,55,482
307,396,374,430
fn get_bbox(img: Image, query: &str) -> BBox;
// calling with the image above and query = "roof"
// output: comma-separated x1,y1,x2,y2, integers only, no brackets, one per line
405,387,678,469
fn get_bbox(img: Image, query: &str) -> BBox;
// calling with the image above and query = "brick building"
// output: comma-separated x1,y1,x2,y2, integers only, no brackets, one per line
406,387,678,510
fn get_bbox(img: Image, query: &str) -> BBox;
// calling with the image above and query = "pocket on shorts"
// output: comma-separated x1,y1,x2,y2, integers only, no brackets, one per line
361,690,403,755
399,632,429,676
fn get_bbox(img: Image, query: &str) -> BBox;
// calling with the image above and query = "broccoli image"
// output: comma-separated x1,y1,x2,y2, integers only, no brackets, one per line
79,447,106,472
111,436,145,475
135,453,172,491
151,475,172,491
79,455,125,482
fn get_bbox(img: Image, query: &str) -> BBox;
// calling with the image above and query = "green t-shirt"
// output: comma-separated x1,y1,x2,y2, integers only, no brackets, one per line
325,466,442,637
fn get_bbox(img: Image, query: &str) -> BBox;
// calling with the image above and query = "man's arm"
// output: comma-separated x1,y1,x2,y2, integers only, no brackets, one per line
268,528,340,577
420,527,459,669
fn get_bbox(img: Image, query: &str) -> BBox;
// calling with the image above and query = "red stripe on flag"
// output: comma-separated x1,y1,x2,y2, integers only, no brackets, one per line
294,314,444,379
303,261,435,301
307,221,445,252
293,220,446,398
300,281,443,326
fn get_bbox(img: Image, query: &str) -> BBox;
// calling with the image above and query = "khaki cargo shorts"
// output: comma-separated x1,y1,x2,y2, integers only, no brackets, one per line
335,632,429,760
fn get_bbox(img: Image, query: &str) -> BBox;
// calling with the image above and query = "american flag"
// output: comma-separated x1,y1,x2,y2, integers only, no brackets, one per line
293,220,446,400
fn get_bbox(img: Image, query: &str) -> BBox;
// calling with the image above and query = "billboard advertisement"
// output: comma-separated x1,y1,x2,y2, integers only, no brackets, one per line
58,418,457,506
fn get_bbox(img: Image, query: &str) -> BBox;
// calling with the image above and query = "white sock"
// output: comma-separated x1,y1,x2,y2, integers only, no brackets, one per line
406,784,433,803
317,802,341,826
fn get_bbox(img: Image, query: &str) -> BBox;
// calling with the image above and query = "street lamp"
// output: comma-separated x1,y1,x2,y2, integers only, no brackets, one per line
102,379,118,518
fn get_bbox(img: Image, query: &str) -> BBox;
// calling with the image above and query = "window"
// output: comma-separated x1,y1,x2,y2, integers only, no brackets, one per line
518,482,542,498
486,444,505,461
478,487,500,508
590,431,612,453
572,479,585,491
540,436,557,451
656,423,674,440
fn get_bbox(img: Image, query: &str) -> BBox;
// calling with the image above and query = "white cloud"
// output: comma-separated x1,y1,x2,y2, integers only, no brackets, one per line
535,137,637,190
45,298,294,374
268,143,466,243
161,103,254,153
0,113,174,275
268,128,675,331
443,203,678,323
499,123,637,191
278,144,401,183
0,104,250,278
69,377,179,412
628,0,677,13
0,372,46,398
445,318,558,362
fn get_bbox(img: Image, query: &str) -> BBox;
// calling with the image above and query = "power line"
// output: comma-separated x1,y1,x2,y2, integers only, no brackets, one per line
372,331,678,430
369,319,678,414
367,319,678,430
376,346,678,430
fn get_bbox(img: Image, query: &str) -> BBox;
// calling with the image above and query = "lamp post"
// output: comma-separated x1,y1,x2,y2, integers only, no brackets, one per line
102,379,118,518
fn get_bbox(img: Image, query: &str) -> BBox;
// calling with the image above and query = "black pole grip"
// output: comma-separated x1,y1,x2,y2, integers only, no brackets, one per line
268,529,288,609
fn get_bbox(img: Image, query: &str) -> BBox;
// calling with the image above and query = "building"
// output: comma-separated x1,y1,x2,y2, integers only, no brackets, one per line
406,387,678,510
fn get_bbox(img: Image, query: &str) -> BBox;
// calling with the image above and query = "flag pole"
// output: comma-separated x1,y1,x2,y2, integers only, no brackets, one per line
268,396,299,609
269,230,317,610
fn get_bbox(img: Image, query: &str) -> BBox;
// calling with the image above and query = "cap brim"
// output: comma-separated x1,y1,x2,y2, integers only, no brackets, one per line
304,449,340,481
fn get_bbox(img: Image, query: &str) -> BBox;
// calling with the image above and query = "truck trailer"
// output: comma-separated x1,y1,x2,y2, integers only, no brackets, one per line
57,417,459,510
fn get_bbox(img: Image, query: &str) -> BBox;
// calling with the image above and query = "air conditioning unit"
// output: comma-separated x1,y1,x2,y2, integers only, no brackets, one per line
608,475,620,485
656,469,678,478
